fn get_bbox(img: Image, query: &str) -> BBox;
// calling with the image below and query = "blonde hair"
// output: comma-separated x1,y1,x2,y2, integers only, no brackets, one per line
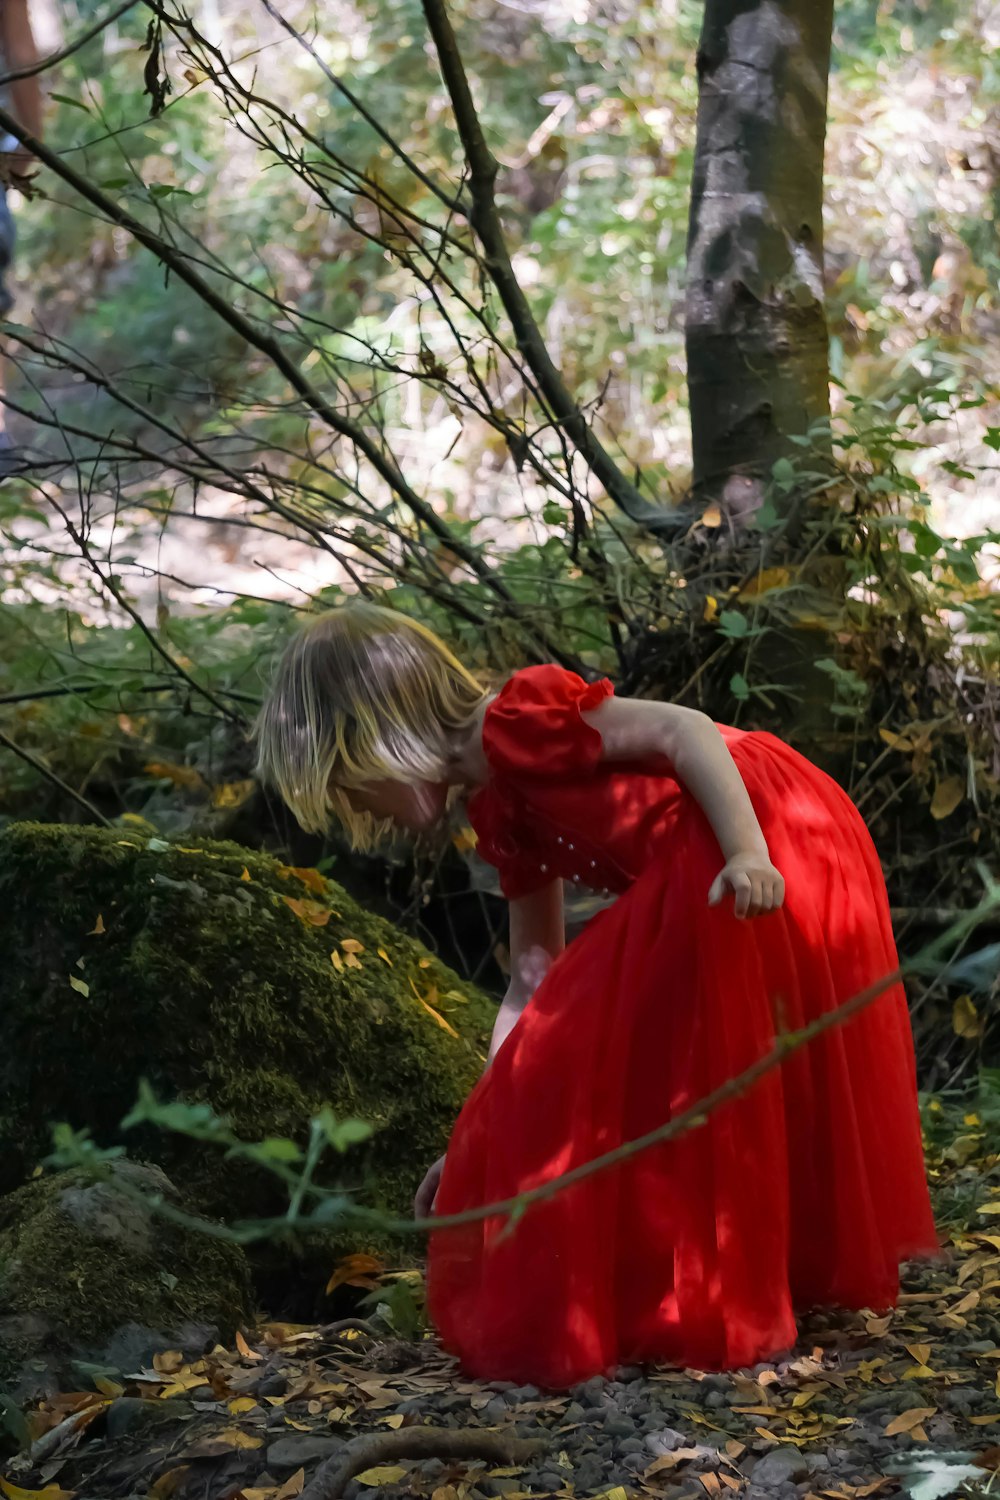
252,602,489,845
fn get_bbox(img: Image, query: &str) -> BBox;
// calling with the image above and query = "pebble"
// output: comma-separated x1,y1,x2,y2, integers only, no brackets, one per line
105,1398,191,1441
480,1396,508,1423
266,1434,345,1469
751,1447,810,1485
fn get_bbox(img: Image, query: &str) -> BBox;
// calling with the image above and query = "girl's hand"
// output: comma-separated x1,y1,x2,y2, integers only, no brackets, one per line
414,1153,447,1219
708,852,785,918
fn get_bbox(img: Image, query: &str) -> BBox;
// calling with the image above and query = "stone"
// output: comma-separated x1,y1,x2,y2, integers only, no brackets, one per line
646,1428,689,1456
0,1163,251,1392
105,1398,193,1441
751,1447,810,1485
266,1434,347,1469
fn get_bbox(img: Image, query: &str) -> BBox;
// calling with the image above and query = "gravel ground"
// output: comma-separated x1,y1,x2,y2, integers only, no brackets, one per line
5,1235,1000,1500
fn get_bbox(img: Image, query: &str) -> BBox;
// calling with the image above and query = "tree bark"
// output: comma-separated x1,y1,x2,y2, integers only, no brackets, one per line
685,0,835,518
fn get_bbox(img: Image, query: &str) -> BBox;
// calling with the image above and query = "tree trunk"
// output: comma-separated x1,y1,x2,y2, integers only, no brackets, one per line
685,0,835,519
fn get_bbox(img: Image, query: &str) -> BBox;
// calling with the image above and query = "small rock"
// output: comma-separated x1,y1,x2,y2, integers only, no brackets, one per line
751,1447,810,1486
481,1397,508,1423
646,1428,688,1456
256,1373,287,1398
267,1434,346,1469
563,1400,586,1421
705,1391,726,1409
604,1417,635,1438
579,1375,606,1404
106,1397,191,1441
619,1436,646,1455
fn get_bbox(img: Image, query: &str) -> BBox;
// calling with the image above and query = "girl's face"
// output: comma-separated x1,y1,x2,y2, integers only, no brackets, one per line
341,777,450,833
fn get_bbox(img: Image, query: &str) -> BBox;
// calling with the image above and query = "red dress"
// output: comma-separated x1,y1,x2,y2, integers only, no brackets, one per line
425,665,939,1388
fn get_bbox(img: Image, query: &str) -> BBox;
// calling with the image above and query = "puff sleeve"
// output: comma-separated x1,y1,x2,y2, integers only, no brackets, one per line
482,664,615,780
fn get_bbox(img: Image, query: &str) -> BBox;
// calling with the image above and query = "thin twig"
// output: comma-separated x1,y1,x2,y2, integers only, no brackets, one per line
0,728,112,825
0,0,140,86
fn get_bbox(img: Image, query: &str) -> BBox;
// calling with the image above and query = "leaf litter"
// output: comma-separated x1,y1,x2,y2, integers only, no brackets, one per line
2,1130,1000,1500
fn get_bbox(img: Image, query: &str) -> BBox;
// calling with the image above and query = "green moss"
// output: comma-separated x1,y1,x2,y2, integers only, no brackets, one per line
0,823,495,1259
0,1165,251,1387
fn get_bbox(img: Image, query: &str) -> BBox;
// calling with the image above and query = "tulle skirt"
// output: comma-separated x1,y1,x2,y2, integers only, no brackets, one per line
426,732,940,1388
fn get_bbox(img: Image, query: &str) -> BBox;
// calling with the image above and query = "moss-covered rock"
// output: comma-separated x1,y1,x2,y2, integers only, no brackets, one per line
0,1162,251,1393
0,823,495,1258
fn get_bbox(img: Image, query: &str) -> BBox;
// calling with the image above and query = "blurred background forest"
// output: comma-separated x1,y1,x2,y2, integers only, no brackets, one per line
1,0,999,1085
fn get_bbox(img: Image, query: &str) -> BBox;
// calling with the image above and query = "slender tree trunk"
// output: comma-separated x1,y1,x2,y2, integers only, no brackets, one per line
685,0,835,519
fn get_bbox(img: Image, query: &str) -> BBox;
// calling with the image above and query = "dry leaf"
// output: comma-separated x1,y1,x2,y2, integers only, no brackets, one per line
282,896,331,927
930,776,964,820
379,1414,405,1429
866,1314,892,1336
144,761,207,791
969,1413,1000,1425
884,1406,936,1436
68,976,89,998
150,1468,190,1500
353,1468,407,1485
236,1331,262,1361
738,566,791,599
377,948,393,966
240,867,251,882
701,503,722,529
978,1203,1000,1217
904,1343,932,1366
340,939,365,954
87,914,106,936
953,994,983,1039
228,1397,257,1415
331,950,344,973
0,1486,74,1500
276,1473,305,1500
276,865,328,894
212,779,256,809
183,1428,264,1458
325,1252,384,1295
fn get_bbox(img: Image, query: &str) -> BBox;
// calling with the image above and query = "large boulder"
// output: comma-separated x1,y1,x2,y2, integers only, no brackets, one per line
0,1161,251,1396
0,823,495,1254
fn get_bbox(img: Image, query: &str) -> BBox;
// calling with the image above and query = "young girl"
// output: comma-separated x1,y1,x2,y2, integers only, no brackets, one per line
254,601,939,1389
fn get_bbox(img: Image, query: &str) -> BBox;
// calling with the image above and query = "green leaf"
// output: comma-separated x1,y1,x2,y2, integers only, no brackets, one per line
984,427,1000,453
729,673,751,702
717,609,749,639
51,92,91,111
254,1136,303,1163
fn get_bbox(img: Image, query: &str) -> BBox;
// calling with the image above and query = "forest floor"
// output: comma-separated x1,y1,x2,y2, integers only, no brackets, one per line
3,1106,999,1500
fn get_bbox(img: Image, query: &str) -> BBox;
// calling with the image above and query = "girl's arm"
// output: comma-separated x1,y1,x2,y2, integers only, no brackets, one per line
581,697,784,918
484,880,564,1068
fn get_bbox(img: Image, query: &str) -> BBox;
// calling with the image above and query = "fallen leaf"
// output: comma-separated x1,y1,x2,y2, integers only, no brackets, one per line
978,1203,1000,1217
276,1473,304,1500
377,948,393,966
277,865,328,894
353,1468,407,1485
236,1331,262,1362
87,915,106,936
153,1351,185,1374
228,1397,257,1415
240,867,251,882
340,939,365,954
701,503,722,529
183,1428,264,1457
738,566,791,599
282,896,331,927
378,1414,405,1428
866,1314,893,1336
212,779,255,809
904,1344,932,1366
144,761,207,791
325,1252,384,1295
150,1468,190,1500
0,1485,75,1500
68,976,89,997
331,950,344,973
968,1413,1000,1424
885,1406,936,1436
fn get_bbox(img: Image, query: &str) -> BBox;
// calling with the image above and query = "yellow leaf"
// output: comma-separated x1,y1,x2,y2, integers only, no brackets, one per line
452,826,478,854
901,1365,936,1380
978,1202,1000,1216
415,989,460,1039
953,994,982,1040
150,1468,190,1500
276,1474,305,1500
240,867,251,882
153,1350,185,1373
69,976,90,998
353,1469,407,1485
700,503,722,529
183,1428,263,1457
228,1397,257,1415
904,1343,932,1366
331,950,344,973
884,1406,936,1436
344,952,362,969
866,1315,892,1336
968,1412,1000,1424
0,1485,75,1500
340,939,365,954
277,865,328,895
702,594,719,624
236,1330,262,1361
212,779,256,809
325,1252,384,1295
94,1376,124,1397
144,761,207,792
87,914,106,936
378,1413,405,1428
282,896,331,927
418,958,431,968
930,776,964,820
910,1424,929,1442
738,566,791,600
952,1289,981,1314
377,948,393,966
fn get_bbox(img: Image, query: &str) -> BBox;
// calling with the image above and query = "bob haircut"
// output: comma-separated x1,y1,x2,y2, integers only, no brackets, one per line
252,602,488,845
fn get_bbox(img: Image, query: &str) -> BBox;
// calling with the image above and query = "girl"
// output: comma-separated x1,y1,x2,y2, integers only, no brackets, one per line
254,602,939,1389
